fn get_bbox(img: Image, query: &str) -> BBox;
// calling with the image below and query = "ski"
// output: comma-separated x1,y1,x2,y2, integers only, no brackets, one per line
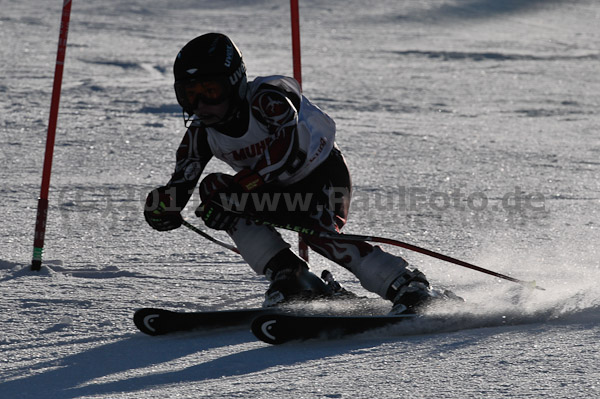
251,313,420,345
133,307,278,336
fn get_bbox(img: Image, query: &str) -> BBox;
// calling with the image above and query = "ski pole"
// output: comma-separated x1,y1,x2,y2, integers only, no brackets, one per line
249,218,545,291
327,232,544,290
182,220,239,254
183,215,543,291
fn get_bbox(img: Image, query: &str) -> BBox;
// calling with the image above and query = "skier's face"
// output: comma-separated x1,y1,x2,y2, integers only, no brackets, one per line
193,98,230,125
175,77,232,125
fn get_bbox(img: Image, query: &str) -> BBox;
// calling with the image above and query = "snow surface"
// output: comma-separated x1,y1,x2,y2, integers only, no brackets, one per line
1,0,599,398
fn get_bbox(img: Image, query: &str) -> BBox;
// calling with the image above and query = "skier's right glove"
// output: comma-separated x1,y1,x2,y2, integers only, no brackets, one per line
144,187,183,231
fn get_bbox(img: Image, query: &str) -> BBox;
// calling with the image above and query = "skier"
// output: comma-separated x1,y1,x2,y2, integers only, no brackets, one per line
144,33,452,314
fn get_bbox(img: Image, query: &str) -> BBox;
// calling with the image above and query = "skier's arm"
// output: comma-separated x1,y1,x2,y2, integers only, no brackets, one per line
164,125,213,208
144,126,213,231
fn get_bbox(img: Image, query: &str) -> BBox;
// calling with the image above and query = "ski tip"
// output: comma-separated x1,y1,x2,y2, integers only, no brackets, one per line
251,314,289,345
133,308,172,336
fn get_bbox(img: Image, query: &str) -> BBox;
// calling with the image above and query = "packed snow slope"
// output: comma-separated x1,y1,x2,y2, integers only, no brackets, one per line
1,0,599,398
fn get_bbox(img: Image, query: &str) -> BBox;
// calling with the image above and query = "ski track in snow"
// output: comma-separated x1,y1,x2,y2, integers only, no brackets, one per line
1,0,599,398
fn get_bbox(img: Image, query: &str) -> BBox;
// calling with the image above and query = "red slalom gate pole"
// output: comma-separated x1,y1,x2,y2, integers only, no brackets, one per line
290,0,309,261
31,0,73,271
290,0,302,88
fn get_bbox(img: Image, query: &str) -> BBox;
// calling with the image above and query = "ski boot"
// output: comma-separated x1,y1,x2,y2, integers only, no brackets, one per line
387,268,464,315
321,269,356,299
263,249,333,307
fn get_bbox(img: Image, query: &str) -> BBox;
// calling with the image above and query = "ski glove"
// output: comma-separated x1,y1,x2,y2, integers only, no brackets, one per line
144,187,183,231
195,202,239,231
195,169,264,231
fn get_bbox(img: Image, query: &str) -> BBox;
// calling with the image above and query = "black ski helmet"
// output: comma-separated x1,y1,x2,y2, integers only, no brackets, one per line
173,33,247,118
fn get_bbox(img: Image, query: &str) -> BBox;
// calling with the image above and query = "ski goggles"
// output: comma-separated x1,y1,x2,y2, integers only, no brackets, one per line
174,77,231,110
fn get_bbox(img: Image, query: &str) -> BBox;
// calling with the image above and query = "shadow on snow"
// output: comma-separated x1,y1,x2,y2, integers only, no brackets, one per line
2,306,599,398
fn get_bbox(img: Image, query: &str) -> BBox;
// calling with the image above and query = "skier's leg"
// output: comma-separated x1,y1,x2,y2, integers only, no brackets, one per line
228,219,331,306
227,218,290,274
305,236,437,314
287,149,440,314
199,172,330,305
